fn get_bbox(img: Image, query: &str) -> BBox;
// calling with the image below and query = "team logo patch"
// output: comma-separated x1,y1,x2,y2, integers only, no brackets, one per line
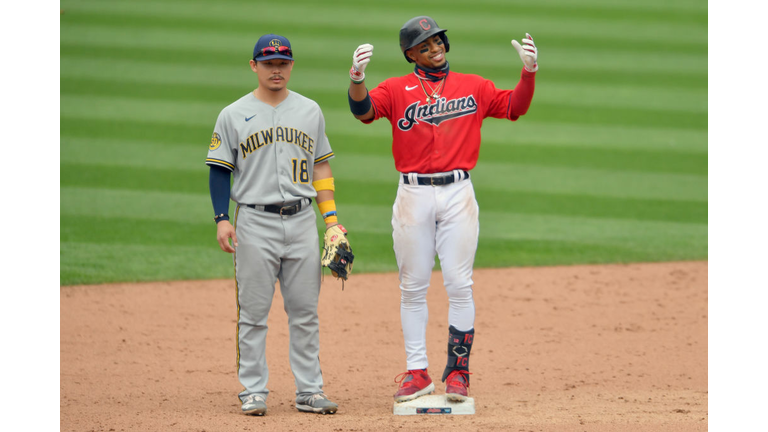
270,39,282,47
210,132,222,150
397,95,478,131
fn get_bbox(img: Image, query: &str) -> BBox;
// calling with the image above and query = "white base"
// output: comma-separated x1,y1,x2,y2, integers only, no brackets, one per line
393,394,475,415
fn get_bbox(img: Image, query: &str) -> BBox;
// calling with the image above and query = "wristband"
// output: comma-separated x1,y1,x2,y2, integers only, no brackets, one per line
350,66,365,84
322,211,338,224
348,91,372,116
318,200,336,216
318,200,338,224
213,213,229,223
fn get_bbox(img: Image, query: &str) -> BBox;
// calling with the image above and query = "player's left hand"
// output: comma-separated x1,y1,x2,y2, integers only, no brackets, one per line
321,224,354,281
511,33,538,72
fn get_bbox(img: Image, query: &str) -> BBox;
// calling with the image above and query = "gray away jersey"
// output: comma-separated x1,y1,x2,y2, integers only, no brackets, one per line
206,91,334,205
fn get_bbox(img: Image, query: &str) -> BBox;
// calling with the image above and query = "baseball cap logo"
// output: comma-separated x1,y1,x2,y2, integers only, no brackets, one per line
419,19,431,30
270,39,282,47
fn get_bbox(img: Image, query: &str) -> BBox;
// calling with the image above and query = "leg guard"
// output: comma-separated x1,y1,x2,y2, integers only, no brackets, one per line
441,325,474,383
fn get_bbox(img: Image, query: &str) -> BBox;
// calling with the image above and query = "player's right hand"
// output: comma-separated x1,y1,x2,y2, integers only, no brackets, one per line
216,220,237,253
350,44,373,83
511,33,538,72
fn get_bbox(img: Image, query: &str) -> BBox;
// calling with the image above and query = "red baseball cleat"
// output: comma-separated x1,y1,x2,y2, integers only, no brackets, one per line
394,369,435,402
445,370,472,402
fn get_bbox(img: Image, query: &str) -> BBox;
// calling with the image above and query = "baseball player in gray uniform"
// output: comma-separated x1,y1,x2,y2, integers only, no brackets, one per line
206,33,345,416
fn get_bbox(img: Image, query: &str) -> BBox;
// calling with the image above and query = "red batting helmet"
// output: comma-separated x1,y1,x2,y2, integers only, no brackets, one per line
399,16,450,63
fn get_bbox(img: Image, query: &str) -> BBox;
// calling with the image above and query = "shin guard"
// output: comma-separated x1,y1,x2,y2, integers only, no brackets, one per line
441,325,475,383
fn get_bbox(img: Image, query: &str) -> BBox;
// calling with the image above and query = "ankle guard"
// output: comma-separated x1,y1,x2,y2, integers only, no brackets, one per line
441,325,474,382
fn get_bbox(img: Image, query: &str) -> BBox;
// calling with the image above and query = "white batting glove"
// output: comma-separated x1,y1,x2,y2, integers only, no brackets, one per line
511,33,538,72
350,43,373,83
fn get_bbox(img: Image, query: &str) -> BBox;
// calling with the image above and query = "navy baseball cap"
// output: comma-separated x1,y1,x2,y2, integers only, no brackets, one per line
253,34,293,61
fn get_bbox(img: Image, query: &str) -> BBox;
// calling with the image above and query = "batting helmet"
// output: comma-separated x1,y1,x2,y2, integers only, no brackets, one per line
399,16,450,63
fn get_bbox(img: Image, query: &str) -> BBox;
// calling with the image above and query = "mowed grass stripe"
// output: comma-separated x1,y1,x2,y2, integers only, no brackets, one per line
59,24,706,77
62,187,214,224
61,0,707,27
471,159,706,202
61,45,706,91
61,132,706,179
61,1,706,45
61,73,707,115
60,93,706,136
60,114,708,156
60,163,706,224
61,237,395,286
60,191,704,248
60,13,705,56
61,118,210,148
476,120,706,154
61,242,236,285
473,236,705,268
61,146,705,202
61,234,699,286
60,203,705,285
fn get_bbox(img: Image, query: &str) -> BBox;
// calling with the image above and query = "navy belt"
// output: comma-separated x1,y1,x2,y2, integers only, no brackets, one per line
402,170,470,186
247,198,311,216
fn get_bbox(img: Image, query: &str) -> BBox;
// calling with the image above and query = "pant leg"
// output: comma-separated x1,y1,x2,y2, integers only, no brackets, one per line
392,180,437,370
234,205,283,401
276,207,324,397
435,180,479,332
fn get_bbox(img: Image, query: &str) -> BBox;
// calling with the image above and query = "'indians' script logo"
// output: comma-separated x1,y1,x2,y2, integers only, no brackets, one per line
397,95,478,131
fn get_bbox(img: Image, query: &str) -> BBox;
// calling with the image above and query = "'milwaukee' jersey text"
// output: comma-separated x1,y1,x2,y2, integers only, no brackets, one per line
240,126,315,159
365,70,536,173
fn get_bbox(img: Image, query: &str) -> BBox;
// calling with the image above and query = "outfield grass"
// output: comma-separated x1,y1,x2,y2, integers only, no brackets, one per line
60,0,707,285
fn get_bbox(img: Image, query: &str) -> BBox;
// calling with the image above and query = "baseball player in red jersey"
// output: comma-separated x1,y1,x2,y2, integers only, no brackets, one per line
347,16,538,403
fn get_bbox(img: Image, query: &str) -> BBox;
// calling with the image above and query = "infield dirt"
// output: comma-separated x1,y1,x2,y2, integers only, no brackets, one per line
61,261,707,431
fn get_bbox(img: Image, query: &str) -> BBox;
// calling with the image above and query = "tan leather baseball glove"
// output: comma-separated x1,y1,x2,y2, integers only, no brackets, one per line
321,224,354,281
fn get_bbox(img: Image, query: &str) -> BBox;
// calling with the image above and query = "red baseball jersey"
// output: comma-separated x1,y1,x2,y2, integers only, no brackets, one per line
363,69,536,173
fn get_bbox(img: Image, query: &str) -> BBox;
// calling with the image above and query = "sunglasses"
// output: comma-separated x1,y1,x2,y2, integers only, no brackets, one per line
254,45,292,60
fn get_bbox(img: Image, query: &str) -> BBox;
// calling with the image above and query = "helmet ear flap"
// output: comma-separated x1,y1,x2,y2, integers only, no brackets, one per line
439,32,450,54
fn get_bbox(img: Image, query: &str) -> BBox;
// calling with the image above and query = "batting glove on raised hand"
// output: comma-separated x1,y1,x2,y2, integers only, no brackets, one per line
350,44,373,83
511,33,538,72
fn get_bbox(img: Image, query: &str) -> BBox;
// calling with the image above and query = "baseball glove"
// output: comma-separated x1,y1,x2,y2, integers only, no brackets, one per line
321,224,354,281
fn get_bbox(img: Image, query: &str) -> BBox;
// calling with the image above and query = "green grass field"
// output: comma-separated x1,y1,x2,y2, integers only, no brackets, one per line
60,0,707,285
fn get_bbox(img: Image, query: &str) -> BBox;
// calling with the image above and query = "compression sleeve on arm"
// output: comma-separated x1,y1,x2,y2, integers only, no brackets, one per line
209,165,232,218
508,68,536,118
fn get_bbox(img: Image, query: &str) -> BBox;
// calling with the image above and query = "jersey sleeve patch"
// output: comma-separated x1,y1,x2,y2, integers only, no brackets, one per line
206,158,234,171
209,132,222,150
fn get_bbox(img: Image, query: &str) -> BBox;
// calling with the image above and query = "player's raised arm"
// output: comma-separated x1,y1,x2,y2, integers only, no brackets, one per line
507,32,538,118
348,43,374,121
